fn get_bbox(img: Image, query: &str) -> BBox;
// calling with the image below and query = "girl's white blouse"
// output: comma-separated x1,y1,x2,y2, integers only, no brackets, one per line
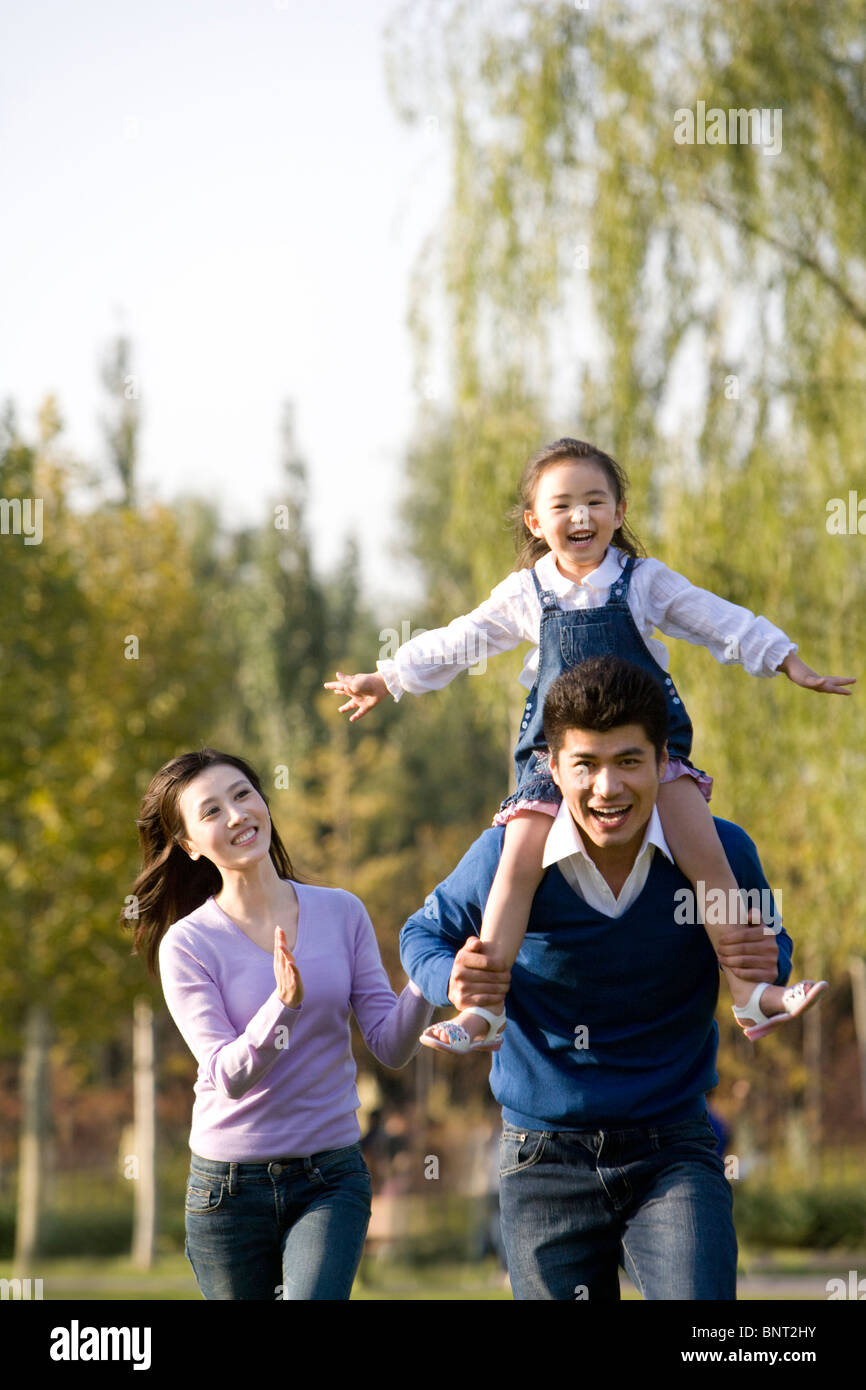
377,547,796,699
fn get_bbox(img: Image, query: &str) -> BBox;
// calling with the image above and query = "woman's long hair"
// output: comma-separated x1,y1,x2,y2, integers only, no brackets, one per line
512,437,645,569
126,749,298,976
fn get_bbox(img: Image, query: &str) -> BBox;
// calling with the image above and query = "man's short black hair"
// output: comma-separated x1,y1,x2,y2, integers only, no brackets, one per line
543,656,669,761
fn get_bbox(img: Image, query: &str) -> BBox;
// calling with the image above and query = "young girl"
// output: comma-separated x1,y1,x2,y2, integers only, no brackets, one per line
128,748,432,1298
326,439,852,1053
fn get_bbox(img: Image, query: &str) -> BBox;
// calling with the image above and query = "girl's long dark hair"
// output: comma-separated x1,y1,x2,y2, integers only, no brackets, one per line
126,749,298,977
512,438,645,569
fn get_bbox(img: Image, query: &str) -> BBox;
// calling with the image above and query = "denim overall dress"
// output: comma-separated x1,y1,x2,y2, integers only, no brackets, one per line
498,554,703,816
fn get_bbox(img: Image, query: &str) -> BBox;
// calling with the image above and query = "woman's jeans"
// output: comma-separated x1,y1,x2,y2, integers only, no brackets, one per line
184,1143,372,1300
499,1117,737,1300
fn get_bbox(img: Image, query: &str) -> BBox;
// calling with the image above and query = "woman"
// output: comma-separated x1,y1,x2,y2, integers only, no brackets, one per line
129,748,432,1300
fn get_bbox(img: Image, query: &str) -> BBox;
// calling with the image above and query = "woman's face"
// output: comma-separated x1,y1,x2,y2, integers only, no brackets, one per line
177,763,272,872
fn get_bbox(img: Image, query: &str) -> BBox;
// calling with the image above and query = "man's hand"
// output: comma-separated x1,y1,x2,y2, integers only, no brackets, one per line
448,938,511,1011
716,910,782,981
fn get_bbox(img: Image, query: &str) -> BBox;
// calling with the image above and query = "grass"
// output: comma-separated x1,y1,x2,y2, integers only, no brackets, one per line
2,1249,862,1300
0,1252,511,1301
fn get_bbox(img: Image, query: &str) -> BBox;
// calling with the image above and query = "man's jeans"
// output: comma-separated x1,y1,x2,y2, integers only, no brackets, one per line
499,1116,737,1300
184,1143,372,1300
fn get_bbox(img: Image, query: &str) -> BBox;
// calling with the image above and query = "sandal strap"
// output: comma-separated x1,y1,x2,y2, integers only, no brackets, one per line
782,981,813,1011
431,1021,471,1044
462,1007,505,1035
732,982,772,1027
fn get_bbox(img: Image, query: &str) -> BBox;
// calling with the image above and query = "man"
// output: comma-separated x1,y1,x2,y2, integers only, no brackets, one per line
400,655,793,1300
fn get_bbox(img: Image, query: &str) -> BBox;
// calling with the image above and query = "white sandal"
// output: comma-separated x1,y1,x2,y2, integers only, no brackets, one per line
420,1007,506,1054
733,980,828,1041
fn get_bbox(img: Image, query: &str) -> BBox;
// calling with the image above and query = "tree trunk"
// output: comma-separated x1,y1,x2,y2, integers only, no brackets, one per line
332,716,352,883
14,1004,52,1270
802,951,823,1181
848,956,866,1118
131,996,157,1268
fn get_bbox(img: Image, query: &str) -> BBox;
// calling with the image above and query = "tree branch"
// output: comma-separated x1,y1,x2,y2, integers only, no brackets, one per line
703,192,866,332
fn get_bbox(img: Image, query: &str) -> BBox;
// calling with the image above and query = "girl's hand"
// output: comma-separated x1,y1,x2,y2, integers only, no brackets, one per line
779,653,855,695
323,670,388,720
274,927,304,1008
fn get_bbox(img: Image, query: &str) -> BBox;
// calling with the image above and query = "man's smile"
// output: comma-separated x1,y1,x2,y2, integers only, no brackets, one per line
587,803,633,829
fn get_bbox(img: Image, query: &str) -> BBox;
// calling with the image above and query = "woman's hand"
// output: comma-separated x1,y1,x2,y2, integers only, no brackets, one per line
323,670,389,720
274,927,304,1008
779,652,855,695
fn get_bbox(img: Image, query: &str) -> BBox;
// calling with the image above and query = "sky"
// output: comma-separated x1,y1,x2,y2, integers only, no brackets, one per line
1,0,447,602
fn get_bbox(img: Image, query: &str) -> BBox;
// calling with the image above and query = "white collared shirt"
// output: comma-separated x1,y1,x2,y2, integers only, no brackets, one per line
377,546,796,698
541,798,674,918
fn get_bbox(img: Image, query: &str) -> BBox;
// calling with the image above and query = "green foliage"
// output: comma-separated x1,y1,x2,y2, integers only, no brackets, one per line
226,405,330,767
0,419,239,1044
734,1184,866,1251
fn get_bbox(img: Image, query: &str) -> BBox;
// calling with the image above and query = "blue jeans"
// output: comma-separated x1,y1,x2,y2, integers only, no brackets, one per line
499,1117,737,1301
184,1143,372,1300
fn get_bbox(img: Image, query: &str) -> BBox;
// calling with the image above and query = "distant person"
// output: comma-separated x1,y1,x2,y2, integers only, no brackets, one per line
327,437,847,1048
128,749,431,1300
705,1102,730,1159
400,657,797,1299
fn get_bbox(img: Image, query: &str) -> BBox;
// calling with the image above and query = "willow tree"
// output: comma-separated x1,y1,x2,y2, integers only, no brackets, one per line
386,0,866,1140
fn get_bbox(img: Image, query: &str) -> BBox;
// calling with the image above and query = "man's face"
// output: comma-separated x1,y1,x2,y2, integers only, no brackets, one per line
549,723,667,863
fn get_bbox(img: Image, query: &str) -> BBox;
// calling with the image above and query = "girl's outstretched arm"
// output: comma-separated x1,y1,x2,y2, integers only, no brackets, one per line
778,652,856,695
324,670,388,720
329,569,532,713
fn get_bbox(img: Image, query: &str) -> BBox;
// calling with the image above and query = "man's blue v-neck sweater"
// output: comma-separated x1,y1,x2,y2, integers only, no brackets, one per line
400,818,793,1131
